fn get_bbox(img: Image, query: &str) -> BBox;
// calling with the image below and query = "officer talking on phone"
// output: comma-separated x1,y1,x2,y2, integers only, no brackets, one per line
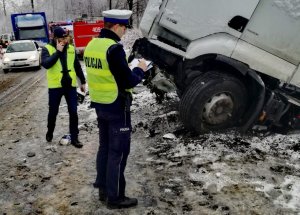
41,27,86,148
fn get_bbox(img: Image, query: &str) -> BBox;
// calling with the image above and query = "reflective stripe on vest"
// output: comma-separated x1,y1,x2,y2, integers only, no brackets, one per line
45,44,77,88
84,38,119,104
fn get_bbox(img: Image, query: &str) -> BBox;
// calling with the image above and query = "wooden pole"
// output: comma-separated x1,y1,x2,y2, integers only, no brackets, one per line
31,0,34,12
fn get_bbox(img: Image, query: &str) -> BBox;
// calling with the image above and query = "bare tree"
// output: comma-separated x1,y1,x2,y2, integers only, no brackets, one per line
135,0,148,25
2,0,6,16
31,0,34,12
126,0,148,27
0,0,148,31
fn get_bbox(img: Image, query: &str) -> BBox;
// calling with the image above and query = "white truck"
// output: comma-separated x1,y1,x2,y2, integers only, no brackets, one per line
130,0,300,133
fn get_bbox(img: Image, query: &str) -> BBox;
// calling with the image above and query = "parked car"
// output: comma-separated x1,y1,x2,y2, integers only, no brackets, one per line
2,40,41,73
0,33,14,48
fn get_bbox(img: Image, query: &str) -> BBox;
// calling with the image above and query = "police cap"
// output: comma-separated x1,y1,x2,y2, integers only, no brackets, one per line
102,9,132,25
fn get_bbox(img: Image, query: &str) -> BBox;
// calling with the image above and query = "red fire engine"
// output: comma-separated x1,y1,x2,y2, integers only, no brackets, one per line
48,21,73,40
73,19,104,57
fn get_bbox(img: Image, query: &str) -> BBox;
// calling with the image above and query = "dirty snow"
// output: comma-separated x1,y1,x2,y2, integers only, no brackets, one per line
132,89,300,213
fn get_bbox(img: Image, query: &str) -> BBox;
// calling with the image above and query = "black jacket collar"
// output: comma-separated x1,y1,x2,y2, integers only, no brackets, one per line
99,28,121,43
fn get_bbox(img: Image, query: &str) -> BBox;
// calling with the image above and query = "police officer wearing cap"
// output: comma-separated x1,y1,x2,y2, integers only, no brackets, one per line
42,27,86,148
84,10,147,209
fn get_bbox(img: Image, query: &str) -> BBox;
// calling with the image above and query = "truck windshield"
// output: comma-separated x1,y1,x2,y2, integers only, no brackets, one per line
16,14,44,27
19,28,46,39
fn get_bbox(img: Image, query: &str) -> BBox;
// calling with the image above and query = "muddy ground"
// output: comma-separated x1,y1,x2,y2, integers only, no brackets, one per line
0,66,300,215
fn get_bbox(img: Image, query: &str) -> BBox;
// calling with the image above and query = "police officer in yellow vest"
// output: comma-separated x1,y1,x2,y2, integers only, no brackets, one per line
84,10,147,209
41,27,86,148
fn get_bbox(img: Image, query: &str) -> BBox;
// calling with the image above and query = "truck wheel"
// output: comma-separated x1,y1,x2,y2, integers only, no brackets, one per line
3,69,9,74
179,71,247,133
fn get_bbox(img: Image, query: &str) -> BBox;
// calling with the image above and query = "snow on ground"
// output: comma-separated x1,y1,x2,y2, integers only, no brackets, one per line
129,29,300,213
121,28,143,50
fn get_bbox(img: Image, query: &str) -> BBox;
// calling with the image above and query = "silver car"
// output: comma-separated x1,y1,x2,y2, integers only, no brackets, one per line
2,40,41,73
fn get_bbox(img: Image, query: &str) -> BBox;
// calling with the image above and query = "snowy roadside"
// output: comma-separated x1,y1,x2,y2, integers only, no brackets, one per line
130,86,300,214
75,76,300,213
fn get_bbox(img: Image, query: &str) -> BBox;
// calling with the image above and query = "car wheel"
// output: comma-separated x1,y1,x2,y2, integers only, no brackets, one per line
3,69,9,74
179,71,248,133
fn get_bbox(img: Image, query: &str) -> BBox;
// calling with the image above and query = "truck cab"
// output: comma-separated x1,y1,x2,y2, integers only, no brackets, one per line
132,0,300,133
11,12,49,46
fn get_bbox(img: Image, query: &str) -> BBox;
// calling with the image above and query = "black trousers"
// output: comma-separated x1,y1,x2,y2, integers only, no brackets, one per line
94,108,131,202
47,87,78,141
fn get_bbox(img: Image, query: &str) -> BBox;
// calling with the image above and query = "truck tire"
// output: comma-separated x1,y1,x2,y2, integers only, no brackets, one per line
3,69,9,74
179,71,247,133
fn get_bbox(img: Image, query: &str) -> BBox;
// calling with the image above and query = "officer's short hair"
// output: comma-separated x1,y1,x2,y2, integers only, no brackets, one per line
104,22,116,29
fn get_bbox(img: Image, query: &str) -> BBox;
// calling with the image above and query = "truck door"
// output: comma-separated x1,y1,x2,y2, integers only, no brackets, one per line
240,0,300,66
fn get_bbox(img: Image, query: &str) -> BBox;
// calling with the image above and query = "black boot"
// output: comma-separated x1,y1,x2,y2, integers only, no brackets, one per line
71,139,83,148
107,196,138,209
99,189,106,202
46,132,53,142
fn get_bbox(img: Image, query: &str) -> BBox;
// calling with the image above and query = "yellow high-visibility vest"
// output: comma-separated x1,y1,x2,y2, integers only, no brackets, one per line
45,44,76,88
84,38,132,104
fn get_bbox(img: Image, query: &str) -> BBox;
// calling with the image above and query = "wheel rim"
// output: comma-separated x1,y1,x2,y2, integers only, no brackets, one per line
202,93,234,125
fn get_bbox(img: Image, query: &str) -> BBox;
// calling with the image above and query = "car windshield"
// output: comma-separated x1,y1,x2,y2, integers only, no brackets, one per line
6,42,36,53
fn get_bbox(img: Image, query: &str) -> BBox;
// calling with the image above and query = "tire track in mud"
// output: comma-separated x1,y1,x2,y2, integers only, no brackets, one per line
0,69,45,108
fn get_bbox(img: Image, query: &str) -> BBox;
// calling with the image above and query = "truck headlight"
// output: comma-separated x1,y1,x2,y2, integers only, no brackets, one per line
3,57,11,62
